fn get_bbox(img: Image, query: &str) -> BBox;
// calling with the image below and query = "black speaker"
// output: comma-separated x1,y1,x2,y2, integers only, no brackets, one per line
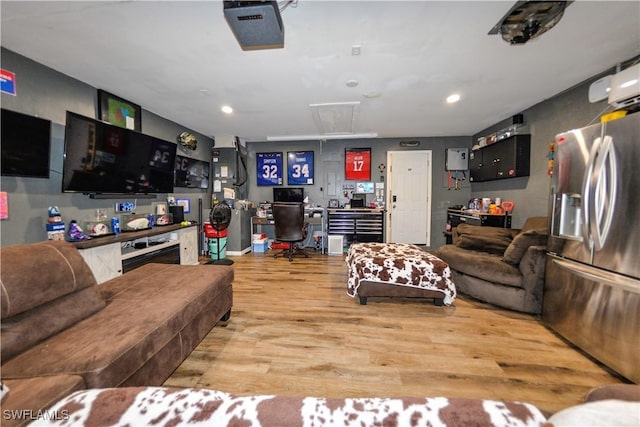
223,1,284,51
169,206,184,223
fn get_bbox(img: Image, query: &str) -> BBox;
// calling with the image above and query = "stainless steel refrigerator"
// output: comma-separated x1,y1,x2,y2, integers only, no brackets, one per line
545,112,639,383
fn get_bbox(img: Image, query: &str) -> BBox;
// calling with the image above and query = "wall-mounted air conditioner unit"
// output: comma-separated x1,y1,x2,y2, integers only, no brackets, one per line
608,62,640,108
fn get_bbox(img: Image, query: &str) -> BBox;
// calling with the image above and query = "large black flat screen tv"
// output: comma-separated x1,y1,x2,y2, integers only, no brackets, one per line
62,111,177,194
1,108,51,178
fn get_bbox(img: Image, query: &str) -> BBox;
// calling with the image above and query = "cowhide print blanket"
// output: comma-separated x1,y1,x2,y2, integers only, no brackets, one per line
346,243,456,305
32,386,548,427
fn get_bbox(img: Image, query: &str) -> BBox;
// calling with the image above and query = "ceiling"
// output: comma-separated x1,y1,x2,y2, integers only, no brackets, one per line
1,1,639,141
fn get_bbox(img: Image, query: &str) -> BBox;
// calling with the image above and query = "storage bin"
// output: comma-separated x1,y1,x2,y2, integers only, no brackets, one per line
252,239,269,253
327,235,344,255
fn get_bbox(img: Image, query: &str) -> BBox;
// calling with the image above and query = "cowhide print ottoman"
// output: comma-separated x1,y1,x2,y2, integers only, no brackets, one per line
346,242,456,306
33,386,547,426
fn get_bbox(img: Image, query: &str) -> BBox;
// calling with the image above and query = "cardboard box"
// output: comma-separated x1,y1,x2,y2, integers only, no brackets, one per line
47,231,65,241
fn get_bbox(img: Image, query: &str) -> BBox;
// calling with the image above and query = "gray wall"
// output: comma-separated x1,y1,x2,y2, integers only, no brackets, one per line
0,48,213,247
245,137,473,248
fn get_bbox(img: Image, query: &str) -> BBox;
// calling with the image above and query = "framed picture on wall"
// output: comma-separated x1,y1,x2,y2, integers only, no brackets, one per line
176,198,191,214
98,89,141,131
256,152,283,186
287,151,314,185
175,155,210,189
345,148,371,180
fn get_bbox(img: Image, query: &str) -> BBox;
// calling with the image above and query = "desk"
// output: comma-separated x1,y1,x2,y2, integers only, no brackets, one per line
251,212,325,253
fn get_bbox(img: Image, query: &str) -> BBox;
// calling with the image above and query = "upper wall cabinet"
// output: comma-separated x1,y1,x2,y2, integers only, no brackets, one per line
469,134,531,182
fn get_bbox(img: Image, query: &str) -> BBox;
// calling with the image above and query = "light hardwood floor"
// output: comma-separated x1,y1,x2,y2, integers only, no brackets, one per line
164,250,627,415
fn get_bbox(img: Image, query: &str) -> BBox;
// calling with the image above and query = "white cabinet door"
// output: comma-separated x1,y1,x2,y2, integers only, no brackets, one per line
179,227,199,265
79,243,122,284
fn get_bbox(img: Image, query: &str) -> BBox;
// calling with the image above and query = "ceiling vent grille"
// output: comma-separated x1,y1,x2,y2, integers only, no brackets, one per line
309,102,361,135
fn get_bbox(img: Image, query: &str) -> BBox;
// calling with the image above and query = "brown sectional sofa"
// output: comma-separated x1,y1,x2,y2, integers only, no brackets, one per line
435,217,548,314
0,240,233,426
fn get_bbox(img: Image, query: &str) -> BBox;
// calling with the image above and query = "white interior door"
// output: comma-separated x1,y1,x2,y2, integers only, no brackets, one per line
386,150,432,245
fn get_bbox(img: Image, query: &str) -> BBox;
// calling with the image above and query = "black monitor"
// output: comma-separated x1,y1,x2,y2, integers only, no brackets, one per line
273,187,304,203
350,197,365,208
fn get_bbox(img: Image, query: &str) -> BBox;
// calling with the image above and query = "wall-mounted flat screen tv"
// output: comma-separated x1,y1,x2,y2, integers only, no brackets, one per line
62,111,177,194
1,108,51,178
273,187,304,203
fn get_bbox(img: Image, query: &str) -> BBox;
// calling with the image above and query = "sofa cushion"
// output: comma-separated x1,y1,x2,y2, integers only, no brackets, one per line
521,216,549,233
453,224,513,255
436,245,522,287
1,286,105,361
503,228,548,265
455,234,513,255
1,263,233,388
1,375,85,427
1,241,98,318
455,223,514,240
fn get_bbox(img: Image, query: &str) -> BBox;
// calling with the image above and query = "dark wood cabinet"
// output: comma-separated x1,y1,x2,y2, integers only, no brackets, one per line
469,134,531,182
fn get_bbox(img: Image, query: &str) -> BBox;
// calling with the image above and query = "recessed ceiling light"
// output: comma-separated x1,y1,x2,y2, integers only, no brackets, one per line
446,94,461,104
346,79,359,88
221,105,233,114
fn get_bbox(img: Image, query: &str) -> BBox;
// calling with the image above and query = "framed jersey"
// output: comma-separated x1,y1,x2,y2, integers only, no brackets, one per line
345,148,371,180
287,151,314,185
256,152,283,186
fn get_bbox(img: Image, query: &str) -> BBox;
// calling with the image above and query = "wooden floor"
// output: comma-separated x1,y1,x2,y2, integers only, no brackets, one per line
164,250,627,415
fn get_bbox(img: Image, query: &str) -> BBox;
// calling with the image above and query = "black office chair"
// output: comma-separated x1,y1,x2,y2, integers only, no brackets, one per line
272,202,310,262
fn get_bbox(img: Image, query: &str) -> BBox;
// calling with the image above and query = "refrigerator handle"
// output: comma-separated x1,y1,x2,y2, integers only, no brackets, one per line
589,135,617,251
581,137,601,248
551,256,639,294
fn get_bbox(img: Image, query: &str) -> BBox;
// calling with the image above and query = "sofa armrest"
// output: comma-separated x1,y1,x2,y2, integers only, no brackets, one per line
517,245,547,314
585,384,640,402
518,245,546,275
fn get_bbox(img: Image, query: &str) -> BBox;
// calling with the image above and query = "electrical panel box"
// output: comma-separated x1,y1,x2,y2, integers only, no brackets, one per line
445,148,469,171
